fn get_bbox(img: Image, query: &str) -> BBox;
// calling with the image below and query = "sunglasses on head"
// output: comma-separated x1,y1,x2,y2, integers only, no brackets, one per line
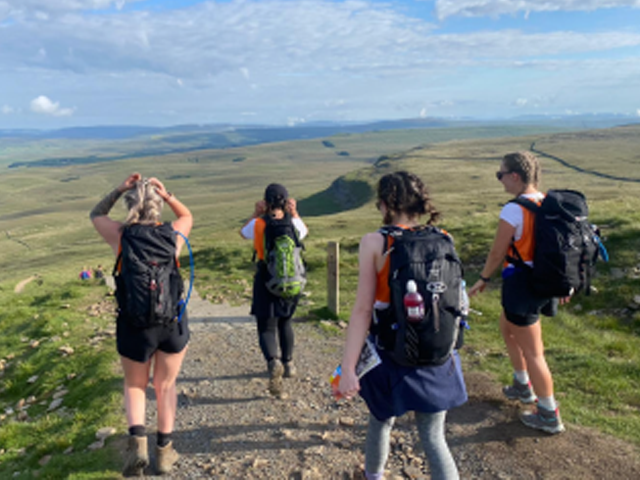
496,170,512,180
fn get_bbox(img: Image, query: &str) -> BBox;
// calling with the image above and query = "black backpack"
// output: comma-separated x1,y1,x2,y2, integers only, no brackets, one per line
113,223,184,328
261,214,307,298
372,226,465,366
508,189,601,297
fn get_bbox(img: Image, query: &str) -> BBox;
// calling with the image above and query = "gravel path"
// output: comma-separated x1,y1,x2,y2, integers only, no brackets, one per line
136,286,640,479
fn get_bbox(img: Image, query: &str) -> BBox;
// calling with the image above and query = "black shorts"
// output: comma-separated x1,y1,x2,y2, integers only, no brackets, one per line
116,314,190,363
502,267,556,327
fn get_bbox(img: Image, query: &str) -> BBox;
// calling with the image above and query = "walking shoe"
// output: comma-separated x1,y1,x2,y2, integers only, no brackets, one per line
520,406,565,434
156,441,180,474
268,359,284,397
283,361,297,378
122,435,149,477
503,376,537,404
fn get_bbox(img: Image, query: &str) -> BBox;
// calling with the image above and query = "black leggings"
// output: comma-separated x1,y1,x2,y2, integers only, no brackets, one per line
255,315,294,363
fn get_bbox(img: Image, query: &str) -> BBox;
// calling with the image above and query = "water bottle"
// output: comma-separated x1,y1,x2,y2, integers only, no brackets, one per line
330,365,342,399
404,280,424,323
460,280,470,318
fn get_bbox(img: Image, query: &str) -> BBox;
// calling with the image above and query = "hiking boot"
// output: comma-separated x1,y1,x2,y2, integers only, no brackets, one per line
122,435,149,477
268,359,284,397
283,361,297,378
156,441,180,474
520,406,566,434
503,376,537,404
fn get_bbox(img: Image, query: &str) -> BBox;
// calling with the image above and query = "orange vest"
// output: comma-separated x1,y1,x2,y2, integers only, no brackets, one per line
253,218,267,261
505,198,540,266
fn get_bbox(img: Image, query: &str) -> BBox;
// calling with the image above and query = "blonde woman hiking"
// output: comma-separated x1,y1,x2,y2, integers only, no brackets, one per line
468,151,565,434
90,173,193,475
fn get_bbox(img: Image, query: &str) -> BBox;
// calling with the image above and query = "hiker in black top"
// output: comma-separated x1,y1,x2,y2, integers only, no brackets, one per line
90,173,193,475
337,171,466,480
240,183,308,398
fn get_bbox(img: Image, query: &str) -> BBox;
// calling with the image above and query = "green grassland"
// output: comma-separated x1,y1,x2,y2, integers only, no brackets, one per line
1,123,640,477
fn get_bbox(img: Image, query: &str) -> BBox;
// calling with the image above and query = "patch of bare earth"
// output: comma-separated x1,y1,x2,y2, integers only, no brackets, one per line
127,289,640,479
14,275,38,293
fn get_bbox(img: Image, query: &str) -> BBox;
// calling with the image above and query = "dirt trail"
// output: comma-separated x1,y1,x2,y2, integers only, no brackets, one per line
135,287,640,479
14,275,38,293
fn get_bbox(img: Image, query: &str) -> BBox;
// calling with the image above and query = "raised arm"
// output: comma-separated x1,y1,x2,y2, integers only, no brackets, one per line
90,172,141,255
240,200,266,239
149,177,193,257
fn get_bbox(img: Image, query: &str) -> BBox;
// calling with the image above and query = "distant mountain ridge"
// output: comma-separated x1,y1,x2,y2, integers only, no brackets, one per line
2,113,637,141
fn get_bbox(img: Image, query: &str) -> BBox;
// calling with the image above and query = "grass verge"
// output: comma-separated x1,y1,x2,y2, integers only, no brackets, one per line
0,277,124,479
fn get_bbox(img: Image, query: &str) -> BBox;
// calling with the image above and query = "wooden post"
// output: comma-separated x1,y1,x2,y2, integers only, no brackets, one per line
327,241,339,316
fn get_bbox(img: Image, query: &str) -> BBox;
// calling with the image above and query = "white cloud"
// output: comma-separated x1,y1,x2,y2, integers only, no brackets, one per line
2,0,135,16
287,117,306,126
2,105,14,114
435,0,640,21
30,95,74,116
240,67,250,80
515,98,528,107
637,109,640,117
176,78,183,87
419,107,427,118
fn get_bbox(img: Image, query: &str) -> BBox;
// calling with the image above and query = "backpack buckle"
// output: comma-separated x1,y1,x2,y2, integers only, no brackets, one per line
427,281,447,293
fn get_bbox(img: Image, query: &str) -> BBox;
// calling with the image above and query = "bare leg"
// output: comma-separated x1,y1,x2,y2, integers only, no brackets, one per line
121,356,152,427
153,347,188,433
501,314,553,398
499,311,527,372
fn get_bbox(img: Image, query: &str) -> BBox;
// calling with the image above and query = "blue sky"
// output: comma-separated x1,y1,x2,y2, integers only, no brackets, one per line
1,0,640,128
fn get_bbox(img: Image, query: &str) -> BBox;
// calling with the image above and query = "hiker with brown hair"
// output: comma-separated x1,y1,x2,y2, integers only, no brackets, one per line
90,172,193,475
338,171,467,480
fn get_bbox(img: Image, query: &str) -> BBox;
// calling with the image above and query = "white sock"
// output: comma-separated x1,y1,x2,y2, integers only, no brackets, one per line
514,370,529,385
538,396,557,411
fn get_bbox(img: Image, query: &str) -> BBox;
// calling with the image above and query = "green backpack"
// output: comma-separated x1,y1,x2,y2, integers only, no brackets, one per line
262,214,306,298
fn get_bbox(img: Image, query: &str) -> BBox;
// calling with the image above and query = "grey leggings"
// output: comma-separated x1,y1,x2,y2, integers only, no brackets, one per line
365,411,459,480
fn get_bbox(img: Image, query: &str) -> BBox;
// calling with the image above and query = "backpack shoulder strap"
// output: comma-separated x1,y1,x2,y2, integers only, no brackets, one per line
508,196,540,213
378,225,404,255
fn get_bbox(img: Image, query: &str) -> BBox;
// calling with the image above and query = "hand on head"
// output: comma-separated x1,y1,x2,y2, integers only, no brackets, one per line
254,200,267,217
148,177,170,199
286,198,297,215
119,172,141,192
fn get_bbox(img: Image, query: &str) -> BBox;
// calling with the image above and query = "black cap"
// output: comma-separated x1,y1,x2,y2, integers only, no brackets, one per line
264,183,288,204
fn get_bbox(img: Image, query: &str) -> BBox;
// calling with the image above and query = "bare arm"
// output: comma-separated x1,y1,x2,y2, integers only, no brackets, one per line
240,200,266,238
149,177,193,257
468,219,516,296
338,232,382,399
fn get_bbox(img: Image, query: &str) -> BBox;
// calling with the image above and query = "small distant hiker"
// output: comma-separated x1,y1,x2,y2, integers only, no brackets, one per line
337,171,467,480
90,173,193,476
94,264,105,280
468,151,565,434
240,183,308,398
79,266,92,280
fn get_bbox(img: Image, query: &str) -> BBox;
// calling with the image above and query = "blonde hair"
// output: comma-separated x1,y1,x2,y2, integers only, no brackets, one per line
503,151,541,187
122,179,163,227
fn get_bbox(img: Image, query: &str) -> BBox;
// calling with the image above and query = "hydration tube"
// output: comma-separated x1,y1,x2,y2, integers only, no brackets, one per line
175,231,194,322
594,235,609,262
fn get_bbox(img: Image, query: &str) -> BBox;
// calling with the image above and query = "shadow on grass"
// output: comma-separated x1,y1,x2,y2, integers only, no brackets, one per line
298,178,374,217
